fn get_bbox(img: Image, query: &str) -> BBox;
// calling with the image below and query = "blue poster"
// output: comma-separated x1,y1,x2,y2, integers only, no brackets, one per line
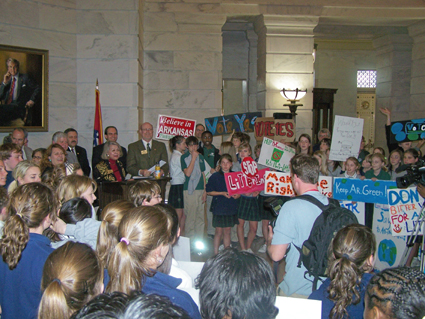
205,112,262,136
390,118,425,143
333,178,397,204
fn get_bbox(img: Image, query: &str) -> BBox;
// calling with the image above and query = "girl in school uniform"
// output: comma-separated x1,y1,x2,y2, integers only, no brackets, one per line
168,135,187,235
340,157,360,179
363,153,391,181
206,154,240,255
0,183,58,319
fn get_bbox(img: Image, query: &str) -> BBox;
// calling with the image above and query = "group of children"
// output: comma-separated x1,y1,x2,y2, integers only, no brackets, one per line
168,131,273,255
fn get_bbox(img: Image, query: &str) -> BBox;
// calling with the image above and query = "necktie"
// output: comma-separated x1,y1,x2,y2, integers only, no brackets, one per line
7,77,15,104
147,143,151,158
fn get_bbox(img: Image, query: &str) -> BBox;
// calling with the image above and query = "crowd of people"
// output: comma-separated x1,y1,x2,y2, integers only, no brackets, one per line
1,112,425,319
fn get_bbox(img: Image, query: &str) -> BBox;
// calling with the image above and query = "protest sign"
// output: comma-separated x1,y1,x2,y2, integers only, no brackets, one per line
373,204,406,270
387,187,424,236
156,115,196,140
333,178,397,204
254,117,295,142
205,112,261,136
389,118,425,143
339,201,365,225
264,172,332,198
329,116,364,161
225,156,267,196
258,137,295,172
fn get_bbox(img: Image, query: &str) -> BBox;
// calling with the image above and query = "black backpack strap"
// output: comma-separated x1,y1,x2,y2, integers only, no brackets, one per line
294,194,328,211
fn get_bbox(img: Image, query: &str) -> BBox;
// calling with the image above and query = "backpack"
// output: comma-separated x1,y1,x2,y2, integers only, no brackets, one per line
293,195,359,292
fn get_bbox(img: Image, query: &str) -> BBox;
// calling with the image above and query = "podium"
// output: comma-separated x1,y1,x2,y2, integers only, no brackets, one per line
97,177,171,209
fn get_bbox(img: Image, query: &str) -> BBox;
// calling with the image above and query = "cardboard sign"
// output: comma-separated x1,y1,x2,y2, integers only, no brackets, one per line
387,187,424,236
258,137,295,172
389,118,425,143
373,204,406,270
225,168,268,196
205,112,262,136
264,172,333,198
339,201,365,225
254,117,295,142
156,115,196,140
329,116,364,161
333,178,397,204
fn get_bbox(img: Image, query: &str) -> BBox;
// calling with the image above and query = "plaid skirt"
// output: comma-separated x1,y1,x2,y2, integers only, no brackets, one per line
258,195,273,221
213,214,238,228
237,196,261,221
168,184,184,209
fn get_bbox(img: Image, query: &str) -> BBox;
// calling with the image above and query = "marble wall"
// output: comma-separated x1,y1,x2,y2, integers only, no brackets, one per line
0,0,139,162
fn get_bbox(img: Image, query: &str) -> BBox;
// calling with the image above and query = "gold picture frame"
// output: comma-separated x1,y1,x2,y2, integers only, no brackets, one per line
0,44,48,132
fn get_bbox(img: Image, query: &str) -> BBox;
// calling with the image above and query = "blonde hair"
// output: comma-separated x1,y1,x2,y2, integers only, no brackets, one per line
8,161,40,193
128,180,161,206
56,175,97,205
371,153,388,172
220,142,237,162
38,242,103,319
96,200,135,270
0,183,58,269
106,206,173,294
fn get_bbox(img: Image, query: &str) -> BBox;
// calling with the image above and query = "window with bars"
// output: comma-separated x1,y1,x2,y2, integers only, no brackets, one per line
357,70,377,88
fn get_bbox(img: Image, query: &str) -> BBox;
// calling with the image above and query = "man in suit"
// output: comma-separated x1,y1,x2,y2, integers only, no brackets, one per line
11,127,32,160
92,126,127,171
65,128,91,176
127,122,169,177
0,58,40,125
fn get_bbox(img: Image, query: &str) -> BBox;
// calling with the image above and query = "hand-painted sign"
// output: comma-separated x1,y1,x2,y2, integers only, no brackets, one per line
373,204,406,270
332,178,397,204
156,115,196,140
390,118,425,143
258,137,295,172
205,112,262,136
264,172,332,198
329,116,364,161
254,117,295,142
387,187,424,236
225,156,267,195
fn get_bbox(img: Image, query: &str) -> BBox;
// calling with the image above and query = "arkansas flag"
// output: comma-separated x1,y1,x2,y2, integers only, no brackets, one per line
93,79,104,147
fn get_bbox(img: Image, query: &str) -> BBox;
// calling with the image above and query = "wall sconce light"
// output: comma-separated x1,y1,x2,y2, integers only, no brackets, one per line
280,88,307,122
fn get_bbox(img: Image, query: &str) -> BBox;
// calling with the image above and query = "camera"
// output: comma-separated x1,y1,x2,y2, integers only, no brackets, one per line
396,165,425,188
264,197,286,229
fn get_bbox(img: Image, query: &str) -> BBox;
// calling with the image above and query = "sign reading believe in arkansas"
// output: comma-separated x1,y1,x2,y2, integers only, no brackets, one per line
204,112,262,136
387,187,425,236
332,178,397,204
258,137,295,172
156,115,196,140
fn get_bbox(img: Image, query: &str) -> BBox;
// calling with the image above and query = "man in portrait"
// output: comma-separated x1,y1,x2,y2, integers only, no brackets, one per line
0,58,40,126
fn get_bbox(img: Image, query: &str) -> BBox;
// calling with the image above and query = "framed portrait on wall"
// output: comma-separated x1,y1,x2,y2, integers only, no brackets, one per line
0,45,48,132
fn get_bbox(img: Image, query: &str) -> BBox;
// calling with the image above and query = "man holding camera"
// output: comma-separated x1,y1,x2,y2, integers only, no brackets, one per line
267,154,329,298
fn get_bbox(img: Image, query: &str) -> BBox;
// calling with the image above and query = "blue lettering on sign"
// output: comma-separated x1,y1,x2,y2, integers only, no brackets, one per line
234,114,246,131
388,188,420,206
251,116,258,124
205,117,218,135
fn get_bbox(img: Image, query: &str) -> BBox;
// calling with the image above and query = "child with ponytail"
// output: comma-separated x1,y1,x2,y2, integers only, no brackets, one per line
105,206,201,319
309,224,376,319
0,183,58,319
38,242,103,319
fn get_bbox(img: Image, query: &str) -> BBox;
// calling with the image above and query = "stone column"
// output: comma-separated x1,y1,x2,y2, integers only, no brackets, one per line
408,21,425,120
254,15,318,137
247,30,258,112
373,34,412,150
142,10,226,130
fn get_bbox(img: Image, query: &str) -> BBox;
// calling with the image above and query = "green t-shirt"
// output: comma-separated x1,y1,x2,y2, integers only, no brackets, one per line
203,146,216,168
181,152,206,191
365,169,391,180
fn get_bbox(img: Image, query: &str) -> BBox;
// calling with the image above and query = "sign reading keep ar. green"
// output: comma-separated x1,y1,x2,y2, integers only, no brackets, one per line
258,137,295,172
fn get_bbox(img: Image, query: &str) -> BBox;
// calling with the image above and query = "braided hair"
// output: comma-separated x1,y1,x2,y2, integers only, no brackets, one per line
365,267,425,319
